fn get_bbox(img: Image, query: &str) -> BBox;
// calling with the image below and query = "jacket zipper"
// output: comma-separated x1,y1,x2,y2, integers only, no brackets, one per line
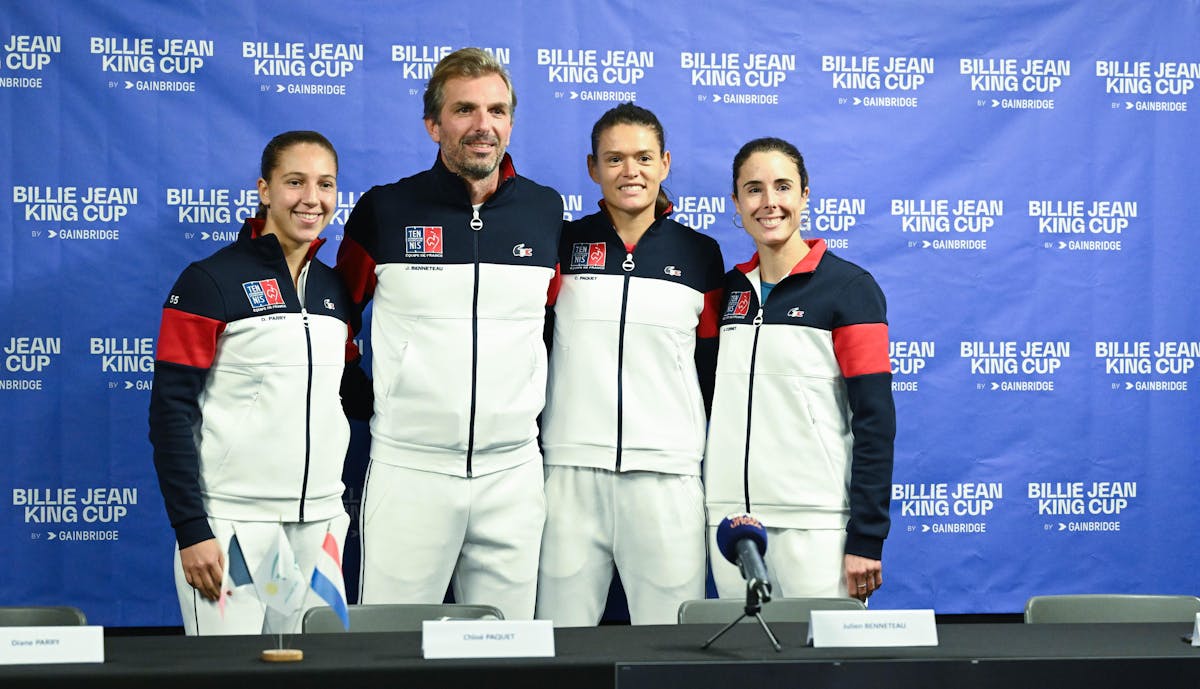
298,262,314,522
743,304,764,512
466,206,484,477
614,249,635,471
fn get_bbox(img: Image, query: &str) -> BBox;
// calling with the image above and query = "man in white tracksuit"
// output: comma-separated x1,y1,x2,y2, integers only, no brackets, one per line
337,48,562,620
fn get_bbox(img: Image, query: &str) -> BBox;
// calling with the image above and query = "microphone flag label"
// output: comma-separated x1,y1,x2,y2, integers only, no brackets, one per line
716,511,768,563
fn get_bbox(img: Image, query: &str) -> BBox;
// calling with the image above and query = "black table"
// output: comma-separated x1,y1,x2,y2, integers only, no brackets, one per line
2,622,1198,688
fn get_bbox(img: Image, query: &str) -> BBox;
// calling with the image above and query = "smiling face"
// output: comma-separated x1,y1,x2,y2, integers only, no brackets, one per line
256,142,337,254
425,73,513,182
587,123,670,220
732,150,810,251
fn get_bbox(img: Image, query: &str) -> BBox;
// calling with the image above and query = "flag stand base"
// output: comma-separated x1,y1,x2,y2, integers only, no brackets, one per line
260,648,304,663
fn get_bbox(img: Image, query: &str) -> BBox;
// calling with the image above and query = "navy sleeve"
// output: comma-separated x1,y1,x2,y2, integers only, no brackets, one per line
836,273,896,560
149,362,213,548
340,352,374,421
148,265,225,548
843,372,896,559
694,238,725,417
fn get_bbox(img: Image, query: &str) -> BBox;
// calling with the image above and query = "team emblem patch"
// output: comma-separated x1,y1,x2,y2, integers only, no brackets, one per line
243,279,286,312
570,242,607,269
724,290,751,318
405,226,443,257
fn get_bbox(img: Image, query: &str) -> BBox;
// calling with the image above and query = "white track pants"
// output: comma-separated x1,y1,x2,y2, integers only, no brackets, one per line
174,513,349,636
709,525,850,599
358,459,546,620
537,466,706,626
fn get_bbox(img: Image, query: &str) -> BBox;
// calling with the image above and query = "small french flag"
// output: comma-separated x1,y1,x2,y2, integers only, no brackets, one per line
309,531,350,630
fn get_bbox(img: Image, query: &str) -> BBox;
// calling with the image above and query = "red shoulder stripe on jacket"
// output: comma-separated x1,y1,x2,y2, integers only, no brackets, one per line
335,236,378,307
156,309,225,368
832,322,890,377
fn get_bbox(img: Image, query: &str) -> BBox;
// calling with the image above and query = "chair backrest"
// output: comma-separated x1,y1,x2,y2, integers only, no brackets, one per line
1024,594,1200,624
0,606,88,627
303,603,504,633
677,597,866,624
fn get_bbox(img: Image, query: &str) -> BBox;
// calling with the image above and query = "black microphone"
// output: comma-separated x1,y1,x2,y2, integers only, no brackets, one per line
715,513,772,602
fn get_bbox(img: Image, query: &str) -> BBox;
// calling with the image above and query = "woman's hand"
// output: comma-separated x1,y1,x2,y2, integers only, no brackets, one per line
181,538,225,602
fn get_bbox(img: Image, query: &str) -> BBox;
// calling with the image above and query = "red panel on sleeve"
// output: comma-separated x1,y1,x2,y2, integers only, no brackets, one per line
335,237,378,306
697,287,723,338
546,263,562,306
156,309,225,368
832,322,890,377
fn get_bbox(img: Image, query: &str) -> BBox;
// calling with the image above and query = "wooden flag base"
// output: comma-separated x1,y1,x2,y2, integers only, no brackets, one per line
260,648,304,663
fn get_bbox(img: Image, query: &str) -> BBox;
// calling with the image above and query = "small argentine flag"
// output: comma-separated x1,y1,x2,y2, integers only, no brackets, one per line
309,531,350,630
254,527,306,615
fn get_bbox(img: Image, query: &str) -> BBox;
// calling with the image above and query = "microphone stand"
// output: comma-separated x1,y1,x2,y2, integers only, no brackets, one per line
700,581,782,652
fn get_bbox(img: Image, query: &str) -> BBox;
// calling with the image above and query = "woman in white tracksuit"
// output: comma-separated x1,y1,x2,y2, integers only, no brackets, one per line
704,137,895,603
150,131,367,634
537,103,725,626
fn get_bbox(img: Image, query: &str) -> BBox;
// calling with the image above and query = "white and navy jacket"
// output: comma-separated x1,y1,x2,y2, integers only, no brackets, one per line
703,239,895,560
149,219,362,549
336,154,562,477
541,206,724,475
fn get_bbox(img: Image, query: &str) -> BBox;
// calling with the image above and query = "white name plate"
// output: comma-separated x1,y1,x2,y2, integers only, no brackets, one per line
807,609,938,648
0,626,104,665
422,619,555,659
1191,612,1199,647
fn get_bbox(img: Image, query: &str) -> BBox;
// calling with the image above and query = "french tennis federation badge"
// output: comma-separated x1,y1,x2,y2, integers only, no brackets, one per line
405,226,444,257
570,242,606,269
243,278,286,312
725,290,751,317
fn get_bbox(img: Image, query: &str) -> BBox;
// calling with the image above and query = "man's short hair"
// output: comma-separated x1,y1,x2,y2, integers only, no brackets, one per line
423,47,516,122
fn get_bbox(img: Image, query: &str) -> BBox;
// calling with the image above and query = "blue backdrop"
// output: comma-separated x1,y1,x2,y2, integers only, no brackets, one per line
2,0,1198,626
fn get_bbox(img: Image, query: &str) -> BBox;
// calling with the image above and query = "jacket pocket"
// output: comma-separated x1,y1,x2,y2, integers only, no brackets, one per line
201,367,264,477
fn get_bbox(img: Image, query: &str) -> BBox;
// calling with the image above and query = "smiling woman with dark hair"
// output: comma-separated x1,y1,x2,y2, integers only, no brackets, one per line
149,131,367,635
537,103,725,626
704,137,895,605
